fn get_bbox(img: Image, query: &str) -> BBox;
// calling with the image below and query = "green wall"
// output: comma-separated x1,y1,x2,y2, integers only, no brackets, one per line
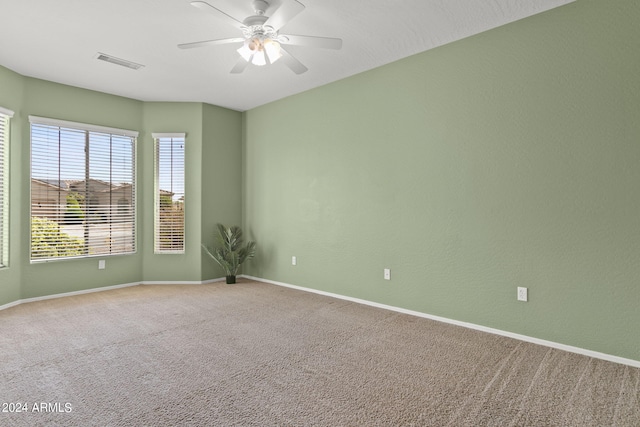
201,103,244,279
21,79,146,298
140,102,244,281
0,70,242,303
142,102,204,282
1,0,638,363
243,0,640,361
0,66,24,305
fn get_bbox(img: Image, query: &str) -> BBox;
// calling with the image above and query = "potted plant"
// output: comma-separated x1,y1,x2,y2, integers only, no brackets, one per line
202,223,256,284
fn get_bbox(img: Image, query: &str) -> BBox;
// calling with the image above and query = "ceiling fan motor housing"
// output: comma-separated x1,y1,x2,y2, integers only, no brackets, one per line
243,15,269,27
242,2,277,46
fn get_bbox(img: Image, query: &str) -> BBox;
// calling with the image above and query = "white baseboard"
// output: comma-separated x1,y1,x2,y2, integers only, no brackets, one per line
243,275,640,369
0,299,22,312
3,275,638,369
141,277,226,285
201,277,227,284
0,278,229,312
1,281,141,310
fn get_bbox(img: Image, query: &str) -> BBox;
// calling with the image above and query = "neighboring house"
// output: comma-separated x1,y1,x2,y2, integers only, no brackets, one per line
31,179,69,220
159,189,174,200
31,178,135,222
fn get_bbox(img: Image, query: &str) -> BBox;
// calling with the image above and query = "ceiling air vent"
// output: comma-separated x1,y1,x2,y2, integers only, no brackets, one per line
95,53,144,70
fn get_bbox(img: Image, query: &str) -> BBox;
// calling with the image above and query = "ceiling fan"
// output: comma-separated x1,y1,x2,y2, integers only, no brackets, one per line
178,0,342,74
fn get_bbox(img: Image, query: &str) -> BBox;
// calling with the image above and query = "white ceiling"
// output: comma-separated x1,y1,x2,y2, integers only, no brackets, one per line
0,0,574,112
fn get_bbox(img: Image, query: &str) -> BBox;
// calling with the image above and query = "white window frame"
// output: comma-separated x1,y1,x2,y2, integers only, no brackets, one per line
0,106,14,268
29,116,138,262
153,133,186,254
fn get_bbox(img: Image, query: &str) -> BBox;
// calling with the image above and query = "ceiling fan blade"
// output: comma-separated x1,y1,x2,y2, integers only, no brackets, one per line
178,37,244,50
190,1,244,29
279,48,308,74
230,57,250,74
264,0,305,31
280,34,342,50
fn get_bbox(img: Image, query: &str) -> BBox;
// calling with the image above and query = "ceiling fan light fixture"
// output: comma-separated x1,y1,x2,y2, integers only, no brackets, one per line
252,50,267,66
248,37,260,51
237,35,282,66
237,41,254,61
264,39,282,63
183,0,340,74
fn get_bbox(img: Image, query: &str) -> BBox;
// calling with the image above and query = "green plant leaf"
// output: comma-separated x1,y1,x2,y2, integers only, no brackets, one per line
203,224,256,276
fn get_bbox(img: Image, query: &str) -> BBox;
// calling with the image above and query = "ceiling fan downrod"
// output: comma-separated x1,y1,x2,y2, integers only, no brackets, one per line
252,0,269,15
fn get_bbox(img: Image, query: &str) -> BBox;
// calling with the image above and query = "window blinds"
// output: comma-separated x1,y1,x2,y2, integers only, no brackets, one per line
0,107,14,267
153,133,185,254
29,117,137,260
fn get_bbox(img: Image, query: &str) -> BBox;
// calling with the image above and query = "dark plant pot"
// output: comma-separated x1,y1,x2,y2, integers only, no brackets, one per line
226,275,236,284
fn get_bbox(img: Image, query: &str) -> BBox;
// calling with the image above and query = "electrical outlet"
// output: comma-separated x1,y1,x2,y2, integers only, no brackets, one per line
384,268,391,280
98,260,106,270
517,287,528,302
292,256,297,266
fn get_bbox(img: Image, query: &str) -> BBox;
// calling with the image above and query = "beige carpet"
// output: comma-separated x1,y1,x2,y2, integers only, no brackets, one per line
1,279,638,426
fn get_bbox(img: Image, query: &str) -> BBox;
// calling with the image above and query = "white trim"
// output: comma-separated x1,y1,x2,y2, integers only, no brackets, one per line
29,115,139,138
0,107,15,118
2,275,637,368
141,281,202,285
0,299,22,312
243,275,640,369
0,282,140,310
152,132,186,139
202,277,227,284
0,277,229,311
140,277,225,285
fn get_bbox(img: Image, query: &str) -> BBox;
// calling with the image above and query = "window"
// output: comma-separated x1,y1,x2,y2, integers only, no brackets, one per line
153,133,185,253
0,107,14,268
29,116,138,261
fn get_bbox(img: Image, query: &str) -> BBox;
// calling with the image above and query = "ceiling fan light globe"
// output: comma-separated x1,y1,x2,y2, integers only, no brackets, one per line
237,42,253,62
264,40,283,63
252,50,266,66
